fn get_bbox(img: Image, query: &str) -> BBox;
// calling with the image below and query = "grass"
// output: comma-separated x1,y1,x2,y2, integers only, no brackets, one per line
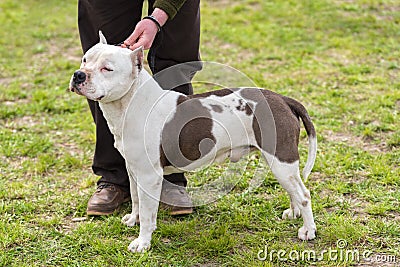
0,0,399,266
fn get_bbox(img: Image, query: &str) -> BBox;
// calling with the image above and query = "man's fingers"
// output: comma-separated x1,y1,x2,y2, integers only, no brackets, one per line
124,32,141,47
130,38,152,50
122,20,157,50
128,42,142,50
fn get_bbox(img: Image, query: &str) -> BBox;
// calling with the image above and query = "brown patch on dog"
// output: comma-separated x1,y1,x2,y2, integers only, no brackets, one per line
240,88,302,163
160,95,216,168
235,99,254,116
210,104,223,113
282,96,316,138
188,88,237,99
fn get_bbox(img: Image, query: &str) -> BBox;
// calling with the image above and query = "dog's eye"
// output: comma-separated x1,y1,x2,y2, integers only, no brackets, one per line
101,67,113,72
82,58,86,63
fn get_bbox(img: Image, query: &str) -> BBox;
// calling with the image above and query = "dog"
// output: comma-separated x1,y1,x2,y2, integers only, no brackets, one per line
69,32,317,252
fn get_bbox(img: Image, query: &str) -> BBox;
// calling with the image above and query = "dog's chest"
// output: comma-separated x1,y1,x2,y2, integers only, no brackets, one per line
99,94,133,155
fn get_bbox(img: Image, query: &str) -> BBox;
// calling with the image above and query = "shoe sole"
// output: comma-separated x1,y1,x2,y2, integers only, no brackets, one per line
86,197,131,216
169,207,193,216
88,209,193,216
159,203,194,216
87,199,192,216
87,209,115,216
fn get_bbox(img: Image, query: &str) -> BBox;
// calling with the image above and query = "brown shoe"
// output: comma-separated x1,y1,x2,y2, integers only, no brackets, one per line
87,182,130,216
160,181,193,216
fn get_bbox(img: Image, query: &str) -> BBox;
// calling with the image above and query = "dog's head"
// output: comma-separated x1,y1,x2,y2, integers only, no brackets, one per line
69,31,143,103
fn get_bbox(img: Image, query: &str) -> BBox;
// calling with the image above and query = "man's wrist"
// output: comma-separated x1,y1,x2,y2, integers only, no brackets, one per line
153,0,186,20
151,8,169,26
143,15,162,32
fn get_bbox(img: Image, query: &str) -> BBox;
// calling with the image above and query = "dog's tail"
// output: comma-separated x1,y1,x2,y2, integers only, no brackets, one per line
284,96,317,182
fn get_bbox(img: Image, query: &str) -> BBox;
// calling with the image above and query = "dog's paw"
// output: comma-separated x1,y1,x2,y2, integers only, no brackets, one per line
122,213,139,227
128,237,150,253
282,207,301,220
298,225,316,241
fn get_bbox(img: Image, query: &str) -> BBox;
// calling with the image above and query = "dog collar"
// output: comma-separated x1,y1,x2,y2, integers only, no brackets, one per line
114,42,130,49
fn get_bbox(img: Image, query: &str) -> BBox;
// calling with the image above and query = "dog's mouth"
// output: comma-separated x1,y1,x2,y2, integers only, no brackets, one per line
69,86,104,101
69,86,83,96
69,84,104,101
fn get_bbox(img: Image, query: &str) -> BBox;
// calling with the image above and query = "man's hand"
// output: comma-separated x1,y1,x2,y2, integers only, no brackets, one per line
122,8,168,51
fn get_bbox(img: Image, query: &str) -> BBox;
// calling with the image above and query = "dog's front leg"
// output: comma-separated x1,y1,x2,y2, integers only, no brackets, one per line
128,171,162,253
122,168,139,227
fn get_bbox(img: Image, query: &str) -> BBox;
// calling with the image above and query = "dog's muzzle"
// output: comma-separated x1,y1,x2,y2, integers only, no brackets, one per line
70,70,86,94
73,70,86,84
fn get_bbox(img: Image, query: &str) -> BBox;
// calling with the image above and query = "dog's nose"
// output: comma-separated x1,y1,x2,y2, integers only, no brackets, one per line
73,71,86,84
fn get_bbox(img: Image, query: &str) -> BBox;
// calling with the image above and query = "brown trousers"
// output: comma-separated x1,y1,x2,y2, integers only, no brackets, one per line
77,0,201,190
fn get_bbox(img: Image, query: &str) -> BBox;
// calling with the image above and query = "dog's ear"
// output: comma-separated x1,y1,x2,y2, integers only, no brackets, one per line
130,46,144,73
99,31,108,44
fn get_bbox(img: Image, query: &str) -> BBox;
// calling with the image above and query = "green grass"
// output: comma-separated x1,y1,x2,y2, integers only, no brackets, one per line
1,0,399,266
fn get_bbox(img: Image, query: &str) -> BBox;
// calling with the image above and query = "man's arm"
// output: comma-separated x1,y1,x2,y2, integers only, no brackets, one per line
153,0,187,20
123,0,187,50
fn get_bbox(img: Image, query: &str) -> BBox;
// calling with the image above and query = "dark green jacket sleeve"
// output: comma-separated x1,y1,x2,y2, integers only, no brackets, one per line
153,0,187,20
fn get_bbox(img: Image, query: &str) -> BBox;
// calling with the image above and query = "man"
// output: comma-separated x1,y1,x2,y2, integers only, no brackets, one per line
77,0,201,216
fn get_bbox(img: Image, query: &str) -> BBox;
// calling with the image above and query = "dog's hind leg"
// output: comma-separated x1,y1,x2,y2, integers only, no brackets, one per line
282,195,301,220
263,153,316,240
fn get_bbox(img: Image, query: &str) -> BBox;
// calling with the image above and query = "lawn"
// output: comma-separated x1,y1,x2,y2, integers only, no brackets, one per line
0,0,399,266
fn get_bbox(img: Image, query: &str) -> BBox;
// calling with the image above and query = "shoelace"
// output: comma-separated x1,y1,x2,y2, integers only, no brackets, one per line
97,183,114,191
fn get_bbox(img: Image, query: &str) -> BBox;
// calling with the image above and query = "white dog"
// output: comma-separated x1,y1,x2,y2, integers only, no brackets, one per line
69,32,317,252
